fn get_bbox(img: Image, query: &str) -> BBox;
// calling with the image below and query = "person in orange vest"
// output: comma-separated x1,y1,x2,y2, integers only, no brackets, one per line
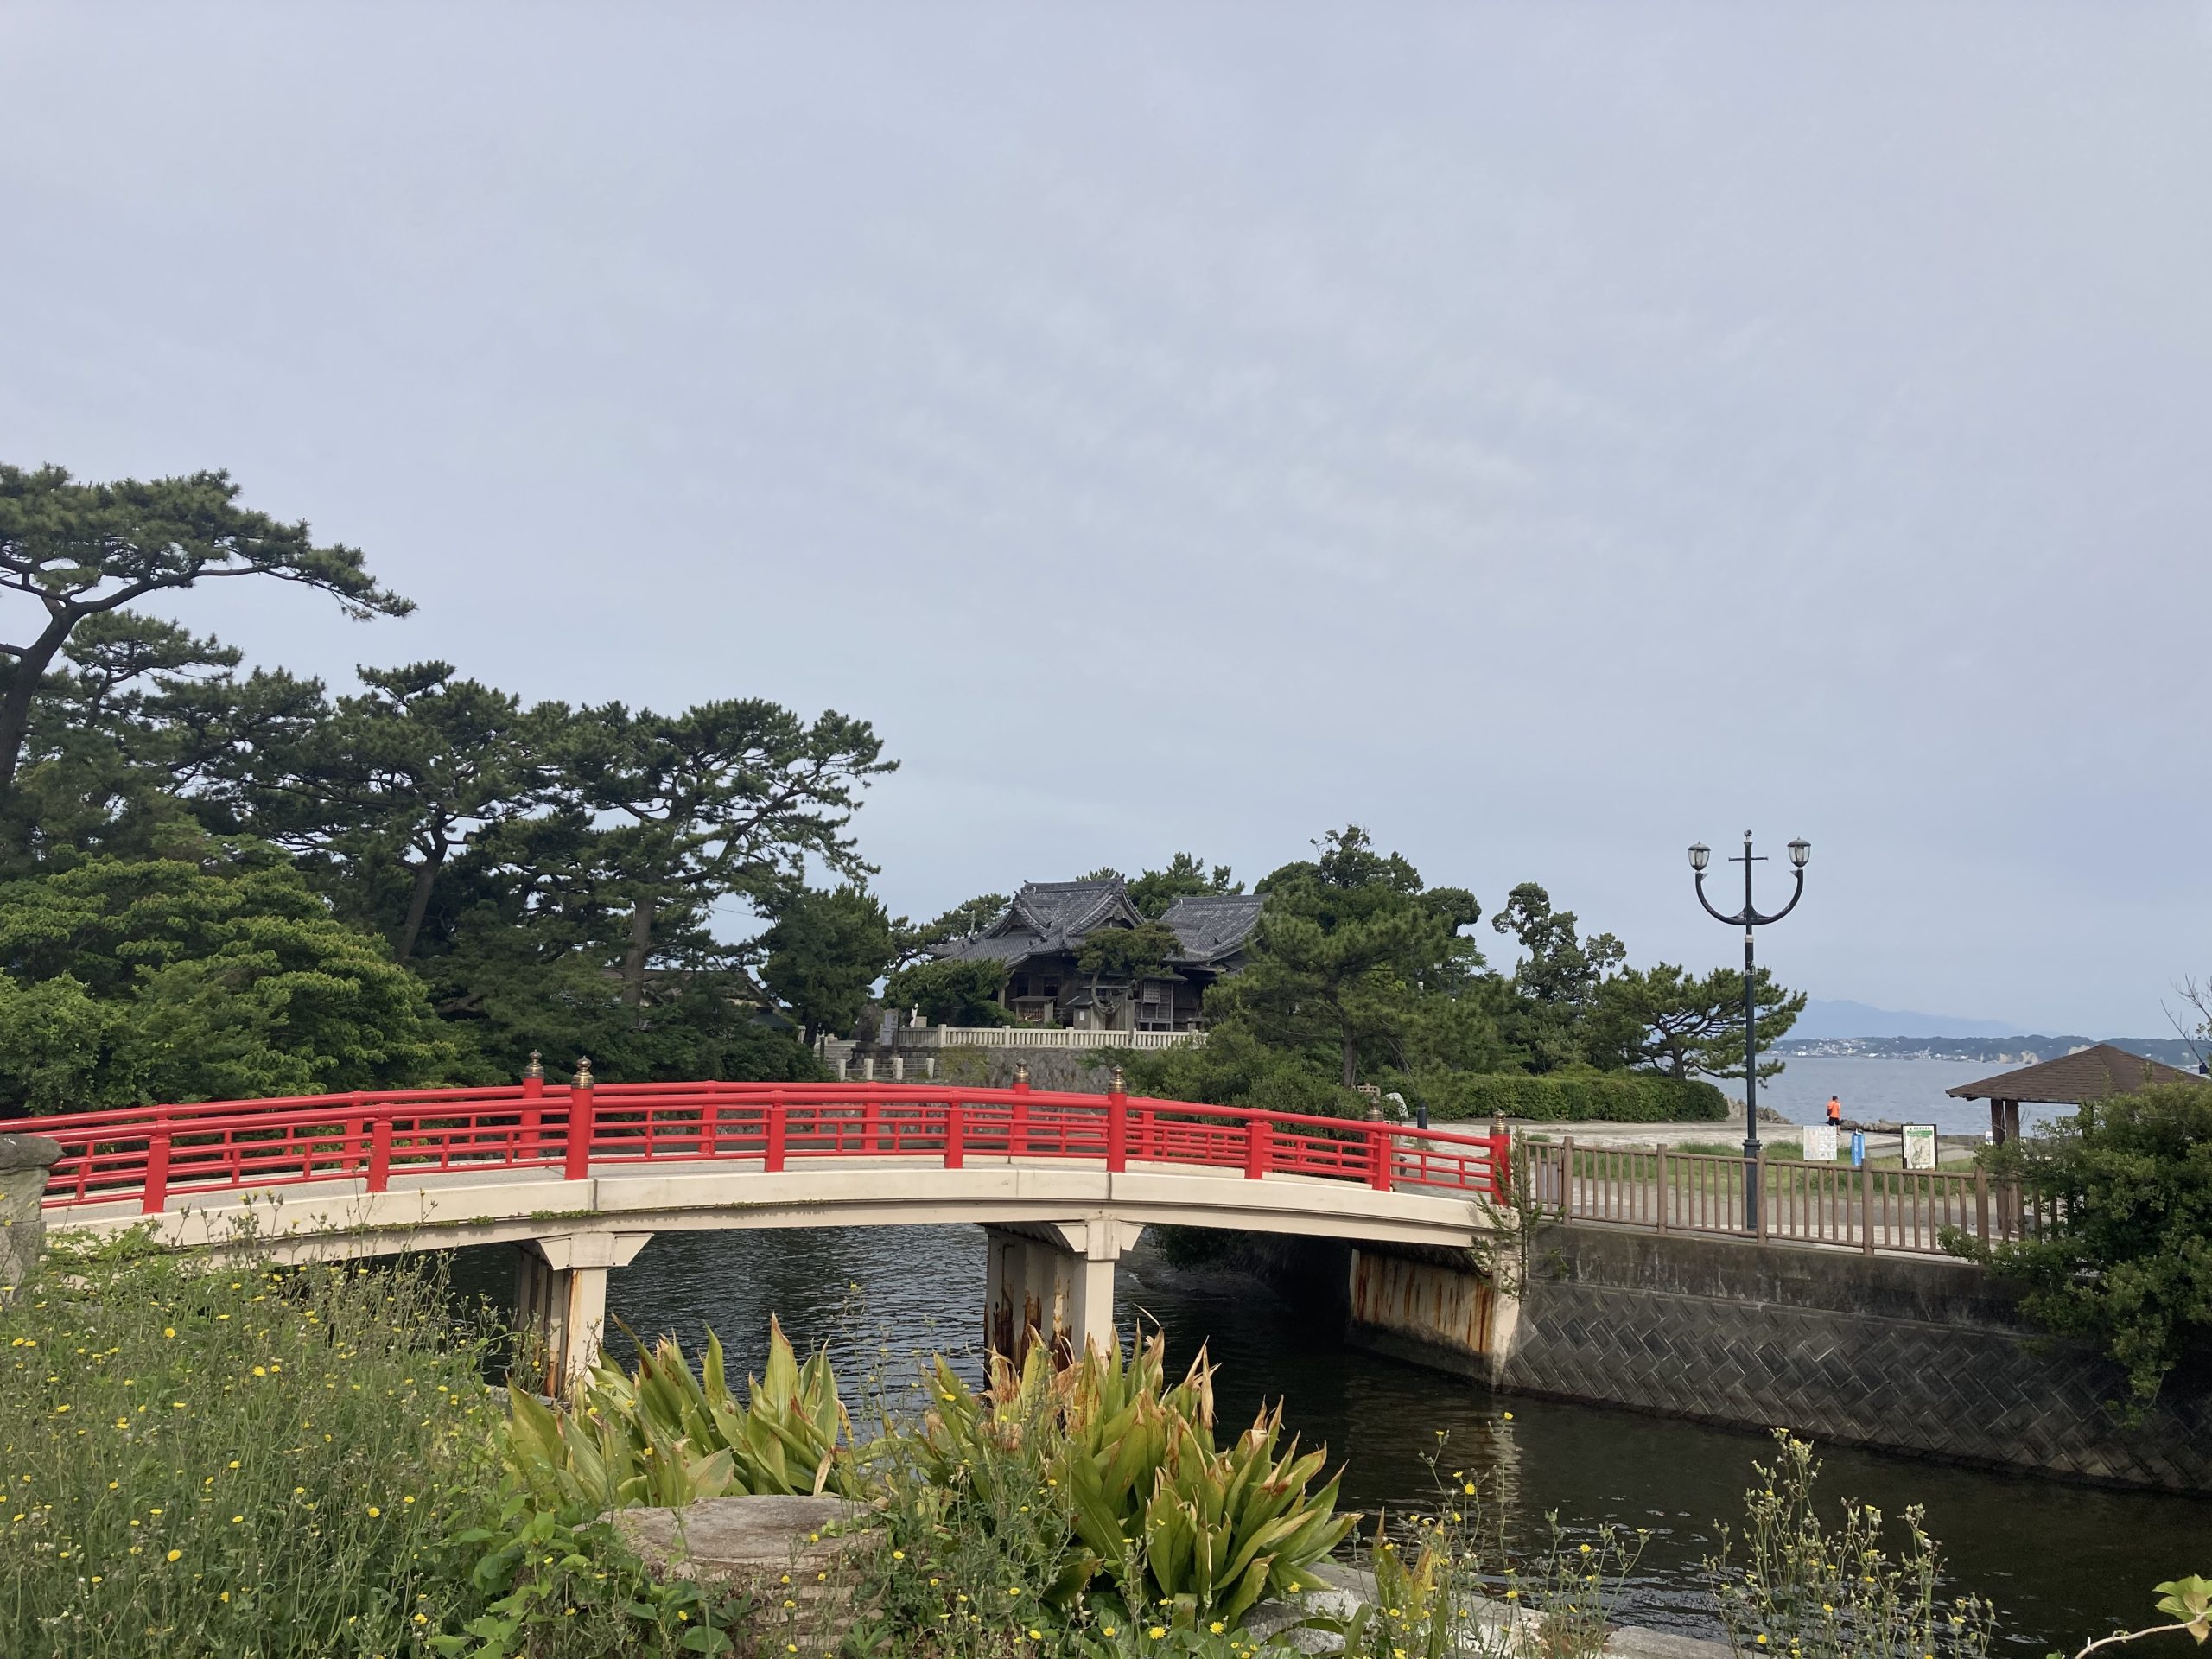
1826,1095,1843,1128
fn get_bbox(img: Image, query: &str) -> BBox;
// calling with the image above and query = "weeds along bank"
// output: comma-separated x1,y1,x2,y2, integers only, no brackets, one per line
2,1238,2204,1659
0,1238,741,1658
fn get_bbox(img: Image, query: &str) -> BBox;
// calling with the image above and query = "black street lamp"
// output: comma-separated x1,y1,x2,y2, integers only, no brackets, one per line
1689,831,1811,1233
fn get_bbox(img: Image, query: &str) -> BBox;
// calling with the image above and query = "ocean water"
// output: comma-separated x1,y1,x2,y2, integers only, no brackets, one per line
1754,1054,2070,1135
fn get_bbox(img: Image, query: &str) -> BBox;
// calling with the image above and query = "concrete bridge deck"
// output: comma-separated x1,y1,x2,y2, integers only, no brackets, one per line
26,1078,1510,1377
52,1153,1500,1258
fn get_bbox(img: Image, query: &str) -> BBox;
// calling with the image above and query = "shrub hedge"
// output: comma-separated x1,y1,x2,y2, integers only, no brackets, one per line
1427,1071,1729,1122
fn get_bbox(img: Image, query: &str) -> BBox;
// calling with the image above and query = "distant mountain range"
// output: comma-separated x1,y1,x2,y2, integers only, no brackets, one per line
1792,1000,2024,1039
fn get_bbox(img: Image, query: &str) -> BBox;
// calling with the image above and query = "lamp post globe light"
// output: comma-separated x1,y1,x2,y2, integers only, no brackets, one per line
1688,831,1811,1233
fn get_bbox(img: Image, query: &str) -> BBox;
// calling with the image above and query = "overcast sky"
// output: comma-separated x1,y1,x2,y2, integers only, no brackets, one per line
3,5,2209,1034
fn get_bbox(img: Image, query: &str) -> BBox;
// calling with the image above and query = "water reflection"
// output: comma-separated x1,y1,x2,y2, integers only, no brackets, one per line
450,1224,2212,1652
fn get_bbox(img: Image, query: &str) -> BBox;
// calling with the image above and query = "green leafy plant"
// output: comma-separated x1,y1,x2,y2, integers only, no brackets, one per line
1945,1084,2212,1414
2060,1573,2212,1659
502,1317,854,1511
432,1477,745,1659
918,1329,1355,1623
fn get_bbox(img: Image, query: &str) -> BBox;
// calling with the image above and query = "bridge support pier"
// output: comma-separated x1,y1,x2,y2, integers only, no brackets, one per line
984,1217,1143,1367
514,1232,653,1390
1345,1243,1522,1386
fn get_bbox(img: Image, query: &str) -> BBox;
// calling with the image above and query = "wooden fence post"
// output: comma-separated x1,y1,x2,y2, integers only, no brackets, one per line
1755,1149,1769,1242
1654,1143,1668,1234
1860,1160,1875,1255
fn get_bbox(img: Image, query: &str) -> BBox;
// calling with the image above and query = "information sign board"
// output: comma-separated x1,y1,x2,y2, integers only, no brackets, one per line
1901,1123,1938,1170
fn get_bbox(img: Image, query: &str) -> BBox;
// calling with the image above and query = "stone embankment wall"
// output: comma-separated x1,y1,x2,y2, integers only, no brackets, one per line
0,1133,64,1292
926,1046,1116,1093
1342,1224,2211,1495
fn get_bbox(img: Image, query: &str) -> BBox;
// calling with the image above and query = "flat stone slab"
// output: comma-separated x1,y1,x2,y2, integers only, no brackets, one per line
615,1494,862,1586
0,1134,63,1174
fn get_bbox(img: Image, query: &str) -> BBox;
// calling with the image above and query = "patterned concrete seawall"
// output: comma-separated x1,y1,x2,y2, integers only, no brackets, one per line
1348,1223,2211,1495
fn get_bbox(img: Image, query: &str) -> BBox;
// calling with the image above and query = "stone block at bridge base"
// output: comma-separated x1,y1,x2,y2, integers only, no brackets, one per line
0,1133,64,1294
615,1494,874,1636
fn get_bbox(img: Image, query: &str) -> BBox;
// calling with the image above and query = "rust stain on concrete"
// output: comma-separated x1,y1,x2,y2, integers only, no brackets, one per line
1351,1250,1494,1356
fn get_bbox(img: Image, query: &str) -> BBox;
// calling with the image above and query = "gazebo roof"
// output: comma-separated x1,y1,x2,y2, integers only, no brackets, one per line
1944,1042,2199,1105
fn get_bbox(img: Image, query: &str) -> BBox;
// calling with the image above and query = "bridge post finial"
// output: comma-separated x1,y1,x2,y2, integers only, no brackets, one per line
1014,1062,1030,1090
574,1056,594,1088
524,1050,543,1081
1109,1065,1125,1096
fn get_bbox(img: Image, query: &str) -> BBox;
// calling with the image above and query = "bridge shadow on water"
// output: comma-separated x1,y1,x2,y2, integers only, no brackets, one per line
448,1223,2209,1655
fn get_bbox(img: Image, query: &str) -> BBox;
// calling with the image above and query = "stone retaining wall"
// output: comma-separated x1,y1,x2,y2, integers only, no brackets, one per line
1481,1224,2211,1493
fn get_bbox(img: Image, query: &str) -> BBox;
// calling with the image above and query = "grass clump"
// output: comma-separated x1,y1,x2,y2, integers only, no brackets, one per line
1317,1441,1648,1659
0,1235,747,1659
1706,1432,1995,1659
0,1231,489,1656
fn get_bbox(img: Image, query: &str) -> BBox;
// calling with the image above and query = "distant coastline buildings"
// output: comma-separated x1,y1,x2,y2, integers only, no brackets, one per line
1775,1033,2200,1067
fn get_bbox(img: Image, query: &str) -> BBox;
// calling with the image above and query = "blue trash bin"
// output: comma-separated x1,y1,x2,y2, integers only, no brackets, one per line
1849,1130,1866,1168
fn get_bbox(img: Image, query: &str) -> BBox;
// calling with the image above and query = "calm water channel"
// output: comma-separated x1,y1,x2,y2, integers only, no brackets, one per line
456,1224,2209,1653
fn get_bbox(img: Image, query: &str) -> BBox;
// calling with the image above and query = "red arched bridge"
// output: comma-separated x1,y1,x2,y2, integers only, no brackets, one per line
28,1075,1510,1377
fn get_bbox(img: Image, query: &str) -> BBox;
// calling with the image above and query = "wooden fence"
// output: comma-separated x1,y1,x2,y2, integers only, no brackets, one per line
1518,1138,2053,1255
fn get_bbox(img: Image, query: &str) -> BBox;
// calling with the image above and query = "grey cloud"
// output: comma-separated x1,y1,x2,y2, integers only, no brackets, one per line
1,3,2208,1031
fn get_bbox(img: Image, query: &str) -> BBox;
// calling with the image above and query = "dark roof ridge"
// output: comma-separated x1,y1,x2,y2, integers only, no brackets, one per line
1945,1040,2201,1103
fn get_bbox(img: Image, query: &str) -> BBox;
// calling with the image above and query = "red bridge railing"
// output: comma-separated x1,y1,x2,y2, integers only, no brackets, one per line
29,1077,1510,1217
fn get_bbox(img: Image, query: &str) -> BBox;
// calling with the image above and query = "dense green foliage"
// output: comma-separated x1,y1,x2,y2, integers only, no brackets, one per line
0,465,912,1110
0,849,455,1110
1075,919,1183,1029
0,463,411,818
1126,828,1781,1122
1420,1070,1729,1123
882,957,1015,1027
0,1240,788,1658
1947,1084,2212,1409
760,886,898,1044
1592,963,1808,1083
